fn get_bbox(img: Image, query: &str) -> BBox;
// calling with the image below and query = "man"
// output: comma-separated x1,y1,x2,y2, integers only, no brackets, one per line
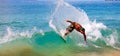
63,20,87,44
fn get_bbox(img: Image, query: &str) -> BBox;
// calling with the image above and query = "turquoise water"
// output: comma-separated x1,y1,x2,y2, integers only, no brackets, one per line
0,0,120,56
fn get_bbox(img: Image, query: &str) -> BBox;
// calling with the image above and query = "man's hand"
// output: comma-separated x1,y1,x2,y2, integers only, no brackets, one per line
66,20,73,23
66,20,70,22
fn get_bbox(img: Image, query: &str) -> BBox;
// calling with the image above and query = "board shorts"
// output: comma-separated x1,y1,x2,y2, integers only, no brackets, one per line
66,24,74,32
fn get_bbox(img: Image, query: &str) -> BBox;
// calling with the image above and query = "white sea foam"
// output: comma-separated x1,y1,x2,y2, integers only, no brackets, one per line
49,0,120,49
0,27,45,44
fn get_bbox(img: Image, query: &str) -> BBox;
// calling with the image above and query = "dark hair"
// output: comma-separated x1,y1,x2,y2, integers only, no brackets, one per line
81,28,85,31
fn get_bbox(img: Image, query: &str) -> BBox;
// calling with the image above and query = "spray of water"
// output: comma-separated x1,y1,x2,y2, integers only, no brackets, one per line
49,0,120,49
0,27,44,44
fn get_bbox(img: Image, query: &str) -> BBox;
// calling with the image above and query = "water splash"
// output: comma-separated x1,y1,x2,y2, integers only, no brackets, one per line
0,27,12,44
0,27,45,44
49,0,120,49
49,0,90,36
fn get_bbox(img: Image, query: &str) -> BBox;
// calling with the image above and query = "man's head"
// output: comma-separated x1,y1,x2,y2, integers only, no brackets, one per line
80,28,85,35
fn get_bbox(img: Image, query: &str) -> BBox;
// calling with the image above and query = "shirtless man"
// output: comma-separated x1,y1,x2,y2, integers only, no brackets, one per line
63,20,87,44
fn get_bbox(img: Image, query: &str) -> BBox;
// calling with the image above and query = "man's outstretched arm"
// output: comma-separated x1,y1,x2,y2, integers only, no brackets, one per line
83,34,87,44
66,20,74,25
78,30,87,44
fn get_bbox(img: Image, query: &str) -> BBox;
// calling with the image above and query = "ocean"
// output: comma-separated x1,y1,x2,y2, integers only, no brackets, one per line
0,0,120,56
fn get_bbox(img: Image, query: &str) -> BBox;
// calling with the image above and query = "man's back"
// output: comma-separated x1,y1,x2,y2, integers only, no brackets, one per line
74,22,82,31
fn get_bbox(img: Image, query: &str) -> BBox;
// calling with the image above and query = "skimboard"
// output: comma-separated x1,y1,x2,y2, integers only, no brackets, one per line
60,36,66,43
59,30,67,43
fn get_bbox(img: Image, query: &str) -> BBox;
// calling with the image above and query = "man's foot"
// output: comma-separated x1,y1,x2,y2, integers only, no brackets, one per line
60,29,66,37
61,34,65,37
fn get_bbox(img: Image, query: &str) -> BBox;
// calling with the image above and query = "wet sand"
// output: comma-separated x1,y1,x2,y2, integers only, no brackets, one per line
0,41,120,56
74,48,120,56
